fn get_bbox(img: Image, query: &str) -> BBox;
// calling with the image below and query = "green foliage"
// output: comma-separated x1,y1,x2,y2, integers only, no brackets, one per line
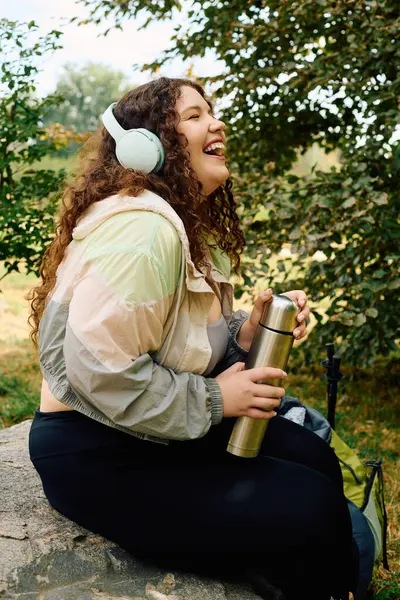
373,578,400,600
42,61,133,134
0,372,39,427
0,20,66,277
78,0,400,366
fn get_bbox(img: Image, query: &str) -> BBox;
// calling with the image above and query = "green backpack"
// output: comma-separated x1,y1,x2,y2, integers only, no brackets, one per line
330,429,388,570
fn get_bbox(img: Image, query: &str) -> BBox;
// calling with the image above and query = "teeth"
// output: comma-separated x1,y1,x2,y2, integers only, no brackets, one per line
204,141,225,154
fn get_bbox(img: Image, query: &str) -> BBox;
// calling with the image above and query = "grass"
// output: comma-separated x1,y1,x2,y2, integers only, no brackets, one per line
0,342,41,426
0,269,399,598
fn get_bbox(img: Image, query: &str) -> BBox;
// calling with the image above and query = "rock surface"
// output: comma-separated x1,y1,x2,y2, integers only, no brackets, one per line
0,420,261,599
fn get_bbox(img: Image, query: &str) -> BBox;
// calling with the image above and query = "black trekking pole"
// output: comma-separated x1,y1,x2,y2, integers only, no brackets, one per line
321,343,344,430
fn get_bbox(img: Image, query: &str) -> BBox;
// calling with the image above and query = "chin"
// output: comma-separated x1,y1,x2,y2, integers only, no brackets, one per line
204,169,230,196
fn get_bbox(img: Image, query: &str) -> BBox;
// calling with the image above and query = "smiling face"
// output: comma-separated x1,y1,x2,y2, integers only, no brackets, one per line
176,86,228,196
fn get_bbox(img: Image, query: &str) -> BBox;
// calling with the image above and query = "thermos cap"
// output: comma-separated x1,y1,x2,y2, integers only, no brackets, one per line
260,294,299,334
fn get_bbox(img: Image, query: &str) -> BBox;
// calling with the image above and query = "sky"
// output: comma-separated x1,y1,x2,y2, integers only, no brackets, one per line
1,0,222,95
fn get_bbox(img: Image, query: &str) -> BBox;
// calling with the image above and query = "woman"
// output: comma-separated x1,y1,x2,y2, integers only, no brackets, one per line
28,77,357,599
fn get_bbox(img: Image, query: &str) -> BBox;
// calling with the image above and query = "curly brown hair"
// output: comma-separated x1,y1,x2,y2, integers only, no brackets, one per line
28,77,245,345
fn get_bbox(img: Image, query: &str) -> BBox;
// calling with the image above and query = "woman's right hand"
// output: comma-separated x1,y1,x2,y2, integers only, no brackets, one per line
215,362,286,420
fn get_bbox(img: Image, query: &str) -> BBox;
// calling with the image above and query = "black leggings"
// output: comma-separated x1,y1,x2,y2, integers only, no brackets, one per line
29,409,358,600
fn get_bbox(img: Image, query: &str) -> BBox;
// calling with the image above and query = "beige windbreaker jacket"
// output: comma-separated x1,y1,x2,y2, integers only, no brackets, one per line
39,190,250,443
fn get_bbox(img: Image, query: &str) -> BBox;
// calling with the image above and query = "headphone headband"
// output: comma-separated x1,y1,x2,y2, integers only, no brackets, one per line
101,102,125,142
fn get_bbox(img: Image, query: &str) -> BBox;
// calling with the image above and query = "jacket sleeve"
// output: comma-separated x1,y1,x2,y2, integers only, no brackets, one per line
63,228,223,441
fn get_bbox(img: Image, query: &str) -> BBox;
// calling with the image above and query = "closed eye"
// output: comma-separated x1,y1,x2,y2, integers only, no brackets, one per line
188,114,200,120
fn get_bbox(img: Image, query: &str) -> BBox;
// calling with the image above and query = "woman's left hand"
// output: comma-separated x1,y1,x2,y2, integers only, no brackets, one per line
237,288,310,351
281,290,310,340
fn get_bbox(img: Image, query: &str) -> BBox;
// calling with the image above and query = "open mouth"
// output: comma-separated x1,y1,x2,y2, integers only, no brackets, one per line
203,141,225,158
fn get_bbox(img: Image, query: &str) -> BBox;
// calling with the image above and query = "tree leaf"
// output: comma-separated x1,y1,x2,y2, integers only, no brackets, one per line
371,192,388,206
387,279,400,290
354,313,367,327
342,197,356,209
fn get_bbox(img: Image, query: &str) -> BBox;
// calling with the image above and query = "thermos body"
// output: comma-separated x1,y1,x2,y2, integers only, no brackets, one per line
247,326,295,385
227,294,299,458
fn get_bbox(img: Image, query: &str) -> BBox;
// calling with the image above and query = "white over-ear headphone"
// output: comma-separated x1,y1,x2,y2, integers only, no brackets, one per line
101,102,165,174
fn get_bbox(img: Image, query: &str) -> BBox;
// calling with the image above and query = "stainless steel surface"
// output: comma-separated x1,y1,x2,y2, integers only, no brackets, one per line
227,418,268,458
259,294,298,333
227,295,299,458
247,328,295,385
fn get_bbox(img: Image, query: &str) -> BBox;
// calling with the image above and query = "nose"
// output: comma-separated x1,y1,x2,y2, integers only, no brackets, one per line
209,116,226,135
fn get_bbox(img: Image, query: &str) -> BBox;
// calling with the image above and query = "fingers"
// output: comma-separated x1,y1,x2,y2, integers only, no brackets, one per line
246,408,277,420
250,388,283,417
293,322,307,339
296,308,310,324
248,288,273,330
247,366,287,382
251,384,285,399
294,312,310,339
251,289,273,319
294,294,310,340
260,288,273,301
251,395,281,411
215,362,245,382
296,292,308,308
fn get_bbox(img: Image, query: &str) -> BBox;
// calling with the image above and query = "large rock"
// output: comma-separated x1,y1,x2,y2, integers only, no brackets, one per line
0,420,261,600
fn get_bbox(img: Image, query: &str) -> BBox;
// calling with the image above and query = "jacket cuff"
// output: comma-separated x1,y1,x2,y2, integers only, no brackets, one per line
228,310,250,358
205,378,224,425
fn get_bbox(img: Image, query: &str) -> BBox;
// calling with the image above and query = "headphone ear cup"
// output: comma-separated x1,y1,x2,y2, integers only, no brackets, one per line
115,129,165,174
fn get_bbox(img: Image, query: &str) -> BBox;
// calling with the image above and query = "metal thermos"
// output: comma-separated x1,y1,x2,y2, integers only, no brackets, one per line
227,294,299,458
